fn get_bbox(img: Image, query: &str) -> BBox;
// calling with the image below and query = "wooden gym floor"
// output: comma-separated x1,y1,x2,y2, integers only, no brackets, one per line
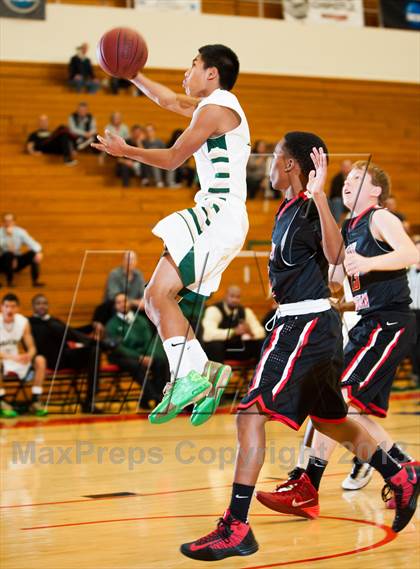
1,393,419,569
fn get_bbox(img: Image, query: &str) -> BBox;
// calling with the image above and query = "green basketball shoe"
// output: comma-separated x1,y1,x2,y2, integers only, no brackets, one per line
0,399,18,419
148,370,211,425
190,361,232,427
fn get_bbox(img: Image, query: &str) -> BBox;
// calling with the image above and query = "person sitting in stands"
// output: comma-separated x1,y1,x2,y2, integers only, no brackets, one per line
201,285,265,363
104,251,145,307
0,213,45,288
26,115,77,166
0,293,47,417
106,293,168,410
29,294,114,413
68,43,101,94
68,102,97,151
116,125,146,187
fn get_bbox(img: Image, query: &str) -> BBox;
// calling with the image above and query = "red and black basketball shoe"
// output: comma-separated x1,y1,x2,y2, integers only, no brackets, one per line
180,509,259,561
386,465,420,531
256,472,319,520
382,459,420,510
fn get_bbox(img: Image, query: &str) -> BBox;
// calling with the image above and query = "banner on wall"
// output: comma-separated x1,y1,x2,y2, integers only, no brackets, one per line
379,0,420,30
282,0,364,27
135,0,201,12
0,0,45,19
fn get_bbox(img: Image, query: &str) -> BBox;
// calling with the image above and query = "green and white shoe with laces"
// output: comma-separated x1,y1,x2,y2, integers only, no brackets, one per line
190,361,232,427
148,370,211,425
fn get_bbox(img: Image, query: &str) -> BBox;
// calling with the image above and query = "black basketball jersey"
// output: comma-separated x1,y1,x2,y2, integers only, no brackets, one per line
269,192,329,304
343,206,411,315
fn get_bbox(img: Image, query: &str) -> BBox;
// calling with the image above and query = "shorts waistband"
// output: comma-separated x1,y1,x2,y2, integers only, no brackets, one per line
265,299,331,332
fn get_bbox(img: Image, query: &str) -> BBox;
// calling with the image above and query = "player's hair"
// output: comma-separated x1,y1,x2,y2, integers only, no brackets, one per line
283,131,329,178
31,294,47,305
352,160,391,205
198,44,240,91
2,293,19,305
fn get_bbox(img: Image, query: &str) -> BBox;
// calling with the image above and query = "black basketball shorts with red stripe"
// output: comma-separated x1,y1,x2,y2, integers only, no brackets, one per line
238,308,348,430
341,310,416,418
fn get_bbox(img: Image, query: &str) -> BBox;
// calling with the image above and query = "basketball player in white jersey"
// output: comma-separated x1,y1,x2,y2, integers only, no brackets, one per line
0,293,47,417
93,45,250,425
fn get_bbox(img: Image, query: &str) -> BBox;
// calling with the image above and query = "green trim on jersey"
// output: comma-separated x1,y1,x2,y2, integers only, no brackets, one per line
215,173,230,179
207,135,227,152
178,247,195,287
187,208,203,235
211,156,229,163
208,188,229,194
201,207,211,226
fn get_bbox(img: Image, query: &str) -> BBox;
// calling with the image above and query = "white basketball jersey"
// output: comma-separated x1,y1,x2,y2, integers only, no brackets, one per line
192,89,251,203
0,313,27,356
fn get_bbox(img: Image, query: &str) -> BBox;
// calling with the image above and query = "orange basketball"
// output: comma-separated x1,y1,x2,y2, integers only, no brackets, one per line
97,27,148,79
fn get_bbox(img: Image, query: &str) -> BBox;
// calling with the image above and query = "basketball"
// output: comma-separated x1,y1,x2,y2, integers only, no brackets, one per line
97,27,148,79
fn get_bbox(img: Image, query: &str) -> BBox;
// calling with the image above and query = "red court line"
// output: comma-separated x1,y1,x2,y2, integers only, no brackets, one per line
20,512,397,569
1,391,418,430
0,473,346,510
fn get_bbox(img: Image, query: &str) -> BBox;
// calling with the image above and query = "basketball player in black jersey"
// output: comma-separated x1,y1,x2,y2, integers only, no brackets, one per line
180,134,420,561
257,161,418,519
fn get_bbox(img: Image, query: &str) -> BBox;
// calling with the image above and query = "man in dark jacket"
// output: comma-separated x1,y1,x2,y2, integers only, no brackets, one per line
29,294,105,413
68,43,100,94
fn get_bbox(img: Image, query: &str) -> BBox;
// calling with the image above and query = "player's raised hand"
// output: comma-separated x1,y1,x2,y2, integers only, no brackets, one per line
91,130,127,157
306,147,328,199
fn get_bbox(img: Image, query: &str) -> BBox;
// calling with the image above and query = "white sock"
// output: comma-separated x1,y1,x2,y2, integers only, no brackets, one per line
32,386,43,395
186,339,208,375
163,336,192,379
296,445,315,469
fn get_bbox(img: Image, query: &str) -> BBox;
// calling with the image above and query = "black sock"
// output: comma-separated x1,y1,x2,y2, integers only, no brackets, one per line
389,444,412,464
229,483,255,523
368,447,401,480
305,456,328,490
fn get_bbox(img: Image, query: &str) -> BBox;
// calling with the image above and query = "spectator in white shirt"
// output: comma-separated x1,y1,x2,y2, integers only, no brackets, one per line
201,285,265,364
0,213,44,288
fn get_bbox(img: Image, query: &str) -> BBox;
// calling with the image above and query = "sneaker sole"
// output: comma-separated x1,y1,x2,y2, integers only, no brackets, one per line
392,466,420,532
149,381,211,425
180,541,258,561
256,492,320,520
190,365,232,427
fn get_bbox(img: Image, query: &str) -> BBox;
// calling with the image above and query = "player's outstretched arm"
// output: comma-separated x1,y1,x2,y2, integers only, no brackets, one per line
131,72,200,117
92,105,223,170
344,209,418,276
307,147,344,265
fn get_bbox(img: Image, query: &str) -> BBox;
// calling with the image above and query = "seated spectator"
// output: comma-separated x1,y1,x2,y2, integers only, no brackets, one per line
109,77,139,95
106,293,168,409
26,115,77,166
0,293,47,417
0,213,45,288
385,194,410,233
68,102,97,151
104,251,145,307
143,124,165,187
116,125,145,188
166,129,196,188
329,159,352,222
29,294,112,413
68,43,100,94
201,285,265,363
105,112,130,139
246,140,268,199
407,236,420,385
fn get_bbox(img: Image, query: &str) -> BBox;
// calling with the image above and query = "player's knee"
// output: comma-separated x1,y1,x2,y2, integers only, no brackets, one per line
34,355,46,371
